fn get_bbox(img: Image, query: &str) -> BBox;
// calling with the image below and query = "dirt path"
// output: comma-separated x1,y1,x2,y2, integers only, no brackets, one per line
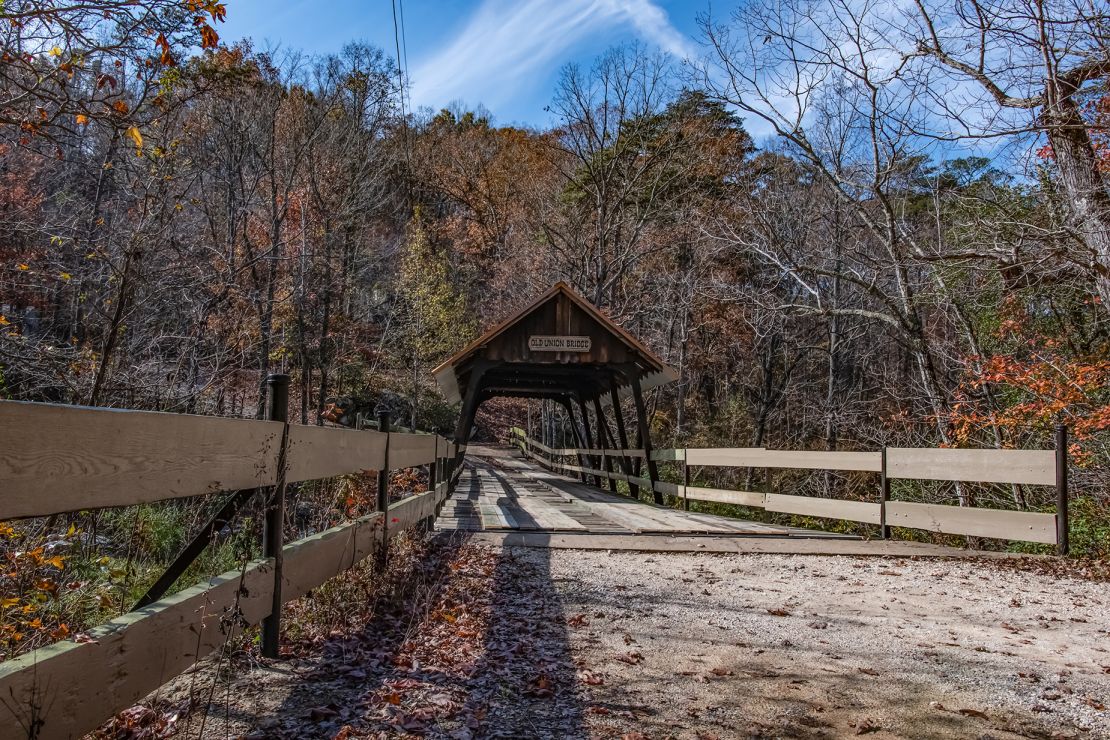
548,548,1108,739
137,536,1107,739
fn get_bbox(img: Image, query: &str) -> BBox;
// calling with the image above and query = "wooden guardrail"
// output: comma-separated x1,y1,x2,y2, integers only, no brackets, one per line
0,387,463,740
509,427,1069,553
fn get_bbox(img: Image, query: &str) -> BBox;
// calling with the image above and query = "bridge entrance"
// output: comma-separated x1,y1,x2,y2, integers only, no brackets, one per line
434,281,676,502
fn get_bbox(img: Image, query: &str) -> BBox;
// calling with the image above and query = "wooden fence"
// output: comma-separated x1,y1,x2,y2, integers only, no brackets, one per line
0,388,464,740
509,427,1069,552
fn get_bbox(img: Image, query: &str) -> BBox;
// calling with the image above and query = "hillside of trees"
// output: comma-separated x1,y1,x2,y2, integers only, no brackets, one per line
1,0,1108,653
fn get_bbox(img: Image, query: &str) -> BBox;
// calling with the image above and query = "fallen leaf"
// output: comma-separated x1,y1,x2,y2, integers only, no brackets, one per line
854,718,881,734
578,670,605,686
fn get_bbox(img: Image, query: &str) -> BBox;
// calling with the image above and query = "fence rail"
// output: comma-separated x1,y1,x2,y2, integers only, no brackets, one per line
0,392,464,740
509,427,1068,551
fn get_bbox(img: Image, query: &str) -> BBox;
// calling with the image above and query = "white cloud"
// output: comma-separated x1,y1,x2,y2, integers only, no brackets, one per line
409,0,693,113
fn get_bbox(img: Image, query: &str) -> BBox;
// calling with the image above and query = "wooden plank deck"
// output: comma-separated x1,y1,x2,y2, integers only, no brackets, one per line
436,446,847,539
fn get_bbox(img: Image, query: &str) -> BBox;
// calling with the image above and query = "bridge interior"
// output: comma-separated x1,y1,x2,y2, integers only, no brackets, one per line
437,446,837,538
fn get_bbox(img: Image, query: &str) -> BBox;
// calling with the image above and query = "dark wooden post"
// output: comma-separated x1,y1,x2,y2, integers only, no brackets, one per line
682,455,691,511
576,396,604,487
261,373,289,659
609,387,638,498
1056,424,1069,556
558,397,590,483
593,396,619,493
631,374,662,504
880,447,891,540
377,408,391,568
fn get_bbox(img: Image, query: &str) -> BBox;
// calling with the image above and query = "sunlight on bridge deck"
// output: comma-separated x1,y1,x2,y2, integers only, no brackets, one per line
437,446,846,539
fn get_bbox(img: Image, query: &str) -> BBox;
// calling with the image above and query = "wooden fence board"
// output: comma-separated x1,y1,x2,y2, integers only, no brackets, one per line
767,450,882,472
885,501,1057,543
389,490,441,531
686,448,880,472
886,448,1056,486
765,493,881,524
0,401,283,520
652,480,683,497
0,482,448,740
286,425,386,481
684,448,769,467
0,557,275,740
651,449,686,461
280,514,383,602
685,486,767,508
388,433,437,470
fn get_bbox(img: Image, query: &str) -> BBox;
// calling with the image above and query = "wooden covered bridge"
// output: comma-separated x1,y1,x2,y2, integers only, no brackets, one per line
0,282,1073,738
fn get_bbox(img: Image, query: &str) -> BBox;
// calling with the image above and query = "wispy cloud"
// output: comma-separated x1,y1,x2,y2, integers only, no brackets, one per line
410,0,693,114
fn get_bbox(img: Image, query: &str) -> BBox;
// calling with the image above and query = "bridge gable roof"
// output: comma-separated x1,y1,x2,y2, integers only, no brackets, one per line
432,282,677,404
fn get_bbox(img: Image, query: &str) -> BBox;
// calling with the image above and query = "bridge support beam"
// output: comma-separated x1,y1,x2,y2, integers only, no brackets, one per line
631,373,662,504
576,395,605,487
558,396,590,483
593,395,620,493
609,386,638,498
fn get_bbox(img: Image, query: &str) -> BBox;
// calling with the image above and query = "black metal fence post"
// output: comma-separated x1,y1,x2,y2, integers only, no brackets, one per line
261,373,290,659
1056,424,1069,556
377,409,391,568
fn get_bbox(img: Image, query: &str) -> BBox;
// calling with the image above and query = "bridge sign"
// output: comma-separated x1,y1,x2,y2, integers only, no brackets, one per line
528,335,592,352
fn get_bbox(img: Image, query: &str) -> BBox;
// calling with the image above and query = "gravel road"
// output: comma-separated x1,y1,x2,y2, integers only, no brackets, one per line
142,537,1108,739
543,547,1109,739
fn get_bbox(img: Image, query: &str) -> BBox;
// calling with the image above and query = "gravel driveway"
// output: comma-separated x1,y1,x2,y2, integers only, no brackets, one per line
545,547,1109,739
141,537,1107,739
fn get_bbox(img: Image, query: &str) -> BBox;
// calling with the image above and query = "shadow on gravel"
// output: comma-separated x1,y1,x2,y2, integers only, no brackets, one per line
255,459,586,739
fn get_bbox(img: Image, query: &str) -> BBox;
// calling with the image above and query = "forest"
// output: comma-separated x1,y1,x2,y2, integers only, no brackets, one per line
1,0,1108,662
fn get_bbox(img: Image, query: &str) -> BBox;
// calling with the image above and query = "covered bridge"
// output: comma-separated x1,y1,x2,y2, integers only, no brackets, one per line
432,282,678,501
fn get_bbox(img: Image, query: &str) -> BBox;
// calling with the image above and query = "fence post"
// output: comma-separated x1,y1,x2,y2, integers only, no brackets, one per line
682,453,690,511
377,408,391,568
879,446,890,540
261,373,290,659
1056,424,1069,556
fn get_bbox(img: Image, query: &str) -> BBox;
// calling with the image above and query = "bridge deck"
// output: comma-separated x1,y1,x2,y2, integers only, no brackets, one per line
436,446,850,538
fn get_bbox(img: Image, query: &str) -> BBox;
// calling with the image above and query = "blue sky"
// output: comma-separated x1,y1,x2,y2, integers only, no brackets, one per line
220,0,711,128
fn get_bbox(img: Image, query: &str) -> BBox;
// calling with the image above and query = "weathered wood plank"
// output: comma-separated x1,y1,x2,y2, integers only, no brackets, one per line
684,447,769,467
650,449,686,461
387,433,437,470
0,558,274,740
652,480,683,497
885,501,1057,543
686,448,880,472
389,489,441,531
0,400,283,520
685,486,767,508
280,514,383,602
286,425,386,481
886,448,1055,486
764,493,881,524
0,482,447,740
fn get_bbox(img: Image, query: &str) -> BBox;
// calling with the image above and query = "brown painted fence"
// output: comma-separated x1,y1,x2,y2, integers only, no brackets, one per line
0,396,463,740
509,428,1069,552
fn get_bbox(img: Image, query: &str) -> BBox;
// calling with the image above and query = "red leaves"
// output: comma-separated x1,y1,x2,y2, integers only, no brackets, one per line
614,651,643,665
525,674,554,697
577,670,605,685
